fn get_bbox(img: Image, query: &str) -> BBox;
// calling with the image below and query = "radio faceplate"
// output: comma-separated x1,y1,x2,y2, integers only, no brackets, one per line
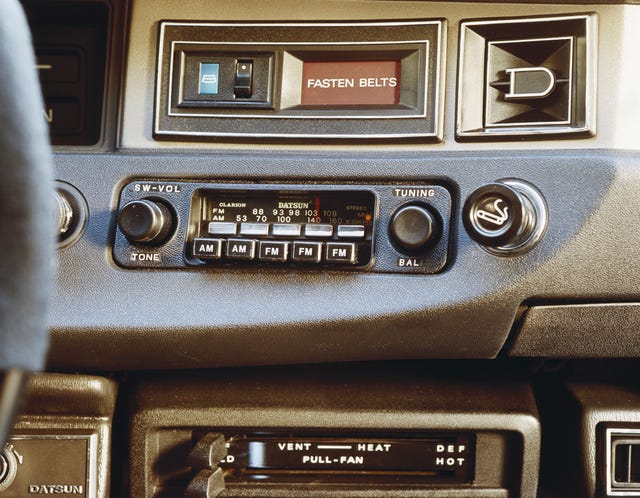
188,188,376,267
113,181,452,274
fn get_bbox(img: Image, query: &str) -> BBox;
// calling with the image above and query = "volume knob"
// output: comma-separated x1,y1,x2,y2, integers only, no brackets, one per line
462,179,548,255
118,199,174,245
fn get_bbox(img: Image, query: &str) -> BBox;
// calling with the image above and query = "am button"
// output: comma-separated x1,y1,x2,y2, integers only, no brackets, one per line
226,239,256,260
193,237,223,259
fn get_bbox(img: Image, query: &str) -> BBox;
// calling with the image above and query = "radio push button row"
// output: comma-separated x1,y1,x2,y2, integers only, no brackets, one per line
272,224,302,237
326,242,357,264
259,241,289,262
226,239,256,259
193,238,223,259
463,179,548,256
292,241,322,262
304,224,333,238
337,225,366,239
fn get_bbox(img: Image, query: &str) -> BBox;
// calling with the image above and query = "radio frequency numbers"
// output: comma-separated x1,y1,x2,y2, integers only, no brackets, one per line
272,209,309,216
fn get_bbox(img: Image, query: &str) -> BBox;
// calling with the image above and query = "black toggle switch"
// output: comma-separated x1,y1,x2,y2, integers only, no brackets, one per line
234,60,253,98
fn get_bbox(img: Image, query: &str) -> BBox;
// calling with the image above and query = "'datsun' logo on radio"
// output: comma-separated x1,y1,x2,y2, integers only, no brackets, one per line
28,484,84,494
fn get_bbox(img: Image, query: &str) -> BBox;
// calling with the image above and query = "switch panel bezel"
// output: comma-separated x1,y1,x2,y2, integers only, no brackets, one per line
154,20,445,140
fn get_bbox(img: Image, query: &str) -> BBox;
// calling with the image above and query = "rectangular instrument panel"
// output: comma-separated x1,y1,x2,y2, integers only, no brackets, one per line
154,20,444,140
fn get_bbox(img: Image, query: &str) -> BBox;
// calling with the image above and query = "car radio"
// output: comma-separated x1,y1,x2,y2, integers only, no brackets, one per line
113,181,452,274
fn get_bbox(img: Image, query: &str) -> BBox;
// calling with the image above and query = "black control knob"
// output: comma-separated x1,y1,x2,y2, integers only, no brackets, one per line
118,199,174,245
389,204,439,253
463,179,548,255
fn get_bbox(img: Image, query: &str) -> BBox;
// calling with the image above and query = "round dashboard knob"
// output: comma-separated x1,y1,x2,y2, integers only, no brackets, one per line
54,190,74,235
462,179,548,255
118,199,174,245
389,204,439,253
0,446,19,492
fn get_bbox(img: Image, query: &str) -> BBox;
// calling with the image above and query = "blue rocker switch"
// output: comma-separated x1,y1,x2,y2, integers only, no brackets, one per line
198,63,220,95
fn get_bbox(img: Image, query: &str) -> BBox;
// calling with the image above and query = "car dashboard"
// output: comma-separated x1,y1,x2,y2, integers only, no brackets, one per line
2,0,640,497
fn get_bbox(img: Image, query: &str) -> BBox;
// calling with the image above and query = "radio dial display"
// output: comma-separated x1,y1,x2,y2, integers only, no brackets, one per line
200,190,375,226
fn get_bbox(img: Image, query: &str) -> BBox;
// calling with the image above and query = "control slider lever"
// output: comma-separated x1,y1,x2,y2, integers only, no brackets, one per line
185,432,227,498
185,469,225,498
188,432,228,472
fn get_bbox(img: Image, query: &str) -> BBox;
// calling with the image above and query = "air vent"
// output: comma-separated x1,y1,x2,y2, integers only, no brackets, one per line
457,14,597,140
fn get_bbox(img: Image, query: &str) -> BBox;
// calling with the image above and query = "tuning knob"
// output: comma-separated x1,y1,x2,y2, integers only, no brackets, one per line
117,199,174,245
389,204,440,253
462,179,548,255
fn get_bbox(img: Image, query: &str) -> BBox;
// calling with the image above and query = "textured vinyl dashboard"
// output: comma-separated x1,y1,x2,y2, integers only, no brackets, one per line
48,0,640,369
49,150,639,369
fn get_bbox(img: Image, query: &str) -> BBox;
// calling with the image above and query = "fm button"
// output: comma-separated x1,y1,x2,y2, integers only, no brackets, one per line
463,179,548,255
